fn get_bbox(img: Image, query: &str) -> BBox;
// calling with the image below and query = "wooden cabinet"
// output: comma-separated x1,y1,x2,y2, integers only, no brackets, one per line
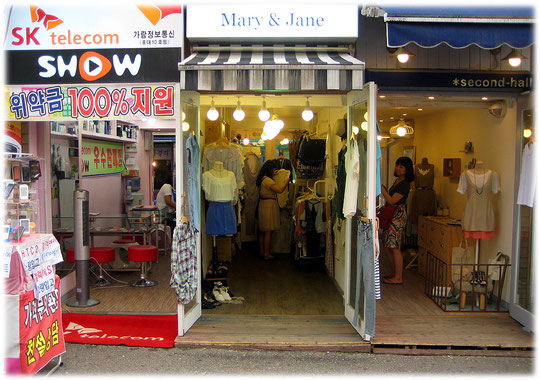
417,216,462,280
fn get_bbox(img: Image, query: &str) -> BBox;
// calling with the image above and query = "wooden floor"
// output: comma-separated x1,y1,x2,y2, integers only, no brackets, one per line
61,243,534,355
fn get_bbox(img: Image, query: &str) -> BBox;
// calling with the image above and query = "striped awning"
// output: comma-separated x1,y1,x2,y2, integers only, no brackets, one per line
178,45,364,92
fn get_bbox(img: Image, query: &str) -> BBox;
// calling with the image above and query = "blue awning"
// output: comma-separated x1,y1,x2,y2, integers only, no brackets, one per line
383,7,534,49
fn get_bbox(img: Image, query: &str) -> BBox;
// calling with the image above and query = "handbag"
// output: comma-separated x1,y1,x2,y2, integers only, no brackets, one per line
376,205,397,230
487,252,506,281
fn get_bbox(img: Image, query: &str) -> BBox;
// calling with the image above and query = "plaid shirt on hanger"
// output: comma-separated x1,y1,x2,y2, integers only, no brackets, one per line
170,221,197,304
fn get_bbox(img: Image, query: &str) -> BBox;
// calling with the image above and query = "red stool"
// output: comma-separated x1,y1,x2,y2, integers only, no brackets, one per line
66,248,75,263
127,245,158,287
90,247,115,287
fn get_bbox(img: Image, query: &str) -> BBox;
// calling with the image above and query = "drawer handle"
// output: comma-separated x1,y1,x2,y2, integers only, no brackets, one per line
439,242,444,248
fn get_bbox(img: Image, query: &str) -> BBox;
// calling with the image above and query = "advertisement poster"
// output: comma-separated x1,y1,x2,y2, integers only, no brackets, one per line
81,138,124,176
5,276,65,375
4,121,22,153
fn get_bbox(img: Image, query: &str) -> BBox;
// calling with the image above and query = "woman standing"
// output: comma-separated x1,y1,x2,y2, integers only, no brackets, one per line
381,156,415,284
256,160,290,260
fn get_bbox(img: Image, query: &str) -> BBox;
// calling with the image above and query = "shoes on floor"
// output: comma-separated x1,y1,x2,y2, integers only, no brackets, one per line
202,298,216,309
218,286,232,301
212,287,225,302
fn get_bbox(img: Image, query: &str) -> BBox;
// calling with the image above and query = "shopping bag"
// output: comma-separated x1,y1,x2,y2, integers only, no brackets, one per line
487,252,506,281
376,205,397,230
451,234,475,283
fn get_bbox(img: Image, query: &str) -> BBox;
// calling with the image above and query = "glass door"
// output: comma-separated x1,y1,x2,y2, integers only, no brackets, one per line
343,82,377,340
509,92,535,332
177,89,202,335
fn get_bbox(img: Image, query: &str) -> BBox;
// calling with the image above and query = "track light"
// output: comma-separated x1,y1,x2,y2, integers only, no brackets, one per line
302,97,314,121
503,49,526,67
206,97,219,121
258,96,270,122
390,47,415,64
233,97,245,121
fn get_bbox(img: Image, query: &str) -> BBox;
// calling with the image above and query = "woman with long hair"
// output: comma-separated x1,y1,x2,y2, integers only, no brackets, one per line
380,156,415,284
256,159,290,260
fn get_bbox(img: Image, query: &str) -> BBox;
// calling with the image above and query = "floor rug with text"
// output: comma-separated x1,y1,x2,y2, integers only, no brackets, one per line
62,313,177,348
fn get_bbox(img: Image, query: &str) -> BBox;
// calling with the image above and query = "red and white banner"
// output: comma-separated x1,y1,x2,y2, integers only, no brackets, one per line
5,276,65,375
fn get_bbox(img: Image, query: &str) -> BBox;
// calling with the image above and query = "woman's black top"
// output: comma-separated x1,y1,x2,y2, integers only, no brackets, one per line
388,179,411,206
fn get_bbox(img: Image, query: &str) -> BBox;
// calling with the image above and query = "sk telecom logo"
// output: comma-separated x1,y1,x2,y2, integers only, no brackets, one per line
30,4,63,30
11,5,63,46
137,4,182,25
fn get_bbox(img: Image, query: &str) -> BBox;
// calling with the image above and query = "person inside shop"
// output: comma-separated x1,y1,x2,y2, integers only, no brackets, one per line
380,156,415,284
256,160,290,260
156,179,176,231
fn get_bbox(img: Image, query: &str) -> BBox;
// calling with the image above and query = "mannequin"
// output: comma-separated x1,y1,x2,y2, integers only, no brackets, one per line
210,161,226,178
408,157,437,231
457,160,500,310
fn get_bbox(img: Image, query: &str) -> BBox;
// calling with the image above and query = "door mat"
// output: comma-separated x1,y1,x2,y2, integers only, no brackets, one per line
62,313,177,348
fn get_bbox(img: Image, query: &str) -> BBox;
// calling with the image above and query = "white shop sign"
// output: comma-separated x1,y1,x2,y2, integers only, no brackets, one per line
186,3,358,42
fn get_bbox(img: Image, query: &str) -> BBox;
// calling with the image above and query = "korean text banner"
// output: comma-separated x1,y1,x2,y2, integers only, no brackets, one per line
5,84,176,121
4,4,183,50
81,138,124,176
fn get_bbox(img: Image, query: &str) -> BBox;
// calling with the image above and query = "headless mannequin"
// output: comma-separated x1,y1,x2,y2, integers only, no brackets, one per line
210,161,226,178
419,157,430,170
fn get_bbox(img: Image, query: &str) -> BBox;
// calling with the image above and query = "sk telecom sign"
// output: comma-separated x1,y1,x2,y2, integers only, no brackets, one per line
4,3,183,83
186,3,358,42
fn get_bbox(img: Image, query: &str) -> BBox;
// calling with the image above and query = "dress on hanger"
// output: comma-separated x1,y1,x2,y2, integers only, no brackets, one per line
409,164,437,226
242,153,262,235
457,169,500,240
517,142,535,207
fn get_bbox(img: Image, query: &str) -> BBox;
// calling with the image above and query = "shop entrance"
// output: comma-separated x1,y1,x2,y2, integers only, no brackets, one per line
176,83,378,340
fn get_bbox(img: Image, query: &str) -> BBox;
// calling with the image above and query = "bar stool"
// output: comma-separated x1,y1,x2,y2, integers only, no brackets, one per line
66,248,75,263
89,247,115,287
110,238,139,268
127,245,158,287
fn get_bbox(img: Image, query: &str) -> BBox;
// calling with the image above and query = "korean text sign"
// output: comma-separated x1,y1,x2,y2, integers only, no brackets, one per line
81,138,124,176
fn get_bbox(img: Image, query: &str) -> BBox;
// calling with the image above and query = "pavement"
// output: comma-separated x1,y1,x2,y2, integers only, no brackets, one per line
45,343,535,377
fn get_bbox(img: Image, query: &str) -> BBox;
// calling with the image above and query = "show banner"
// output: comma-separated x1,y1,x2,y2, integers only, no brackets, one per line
5,83,176,121
81,138,124,176
5,276,65,375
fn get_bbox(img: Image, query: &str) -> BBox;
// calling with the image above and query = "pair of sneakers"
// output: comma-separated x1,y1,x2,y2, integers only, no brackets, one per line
212,282,232,302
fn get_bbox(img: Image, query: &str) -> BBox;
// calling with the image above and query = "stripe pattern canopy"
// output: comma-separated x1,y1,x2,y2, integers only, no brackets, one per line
178,45,364,92
382,6,534,49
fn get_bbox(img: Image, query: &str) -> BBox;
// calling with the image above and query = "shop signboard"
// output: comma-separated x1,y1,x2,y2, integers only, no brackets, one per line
4,3,183,83
5,83,176,121
81,138,125,177
5,276,65,375
186,2,358,42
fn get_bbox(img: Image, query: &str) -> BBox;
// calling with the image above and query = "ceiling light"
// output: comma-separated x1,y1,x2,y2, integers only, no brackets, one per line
207,97,219,121
282,138,290,145
182,111,186,121
503,49,526,67
482,97,488,101
377,135,383,141
182,122,190,132
523,128,532,138
263,114,284,140
242,138,250,145
428,96,435,100
352,125,360,135
418,108,423,111
390,47,415,63
258,96,270,121
389,119,414,137
233,98,245,121
363,111,369,121
360,121,368,131
302,97,314,121
379,95,386,99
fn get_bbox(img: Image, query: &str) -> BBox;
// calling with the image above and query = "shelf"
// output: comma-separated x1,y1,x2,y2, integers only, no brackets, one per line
51,131,78,139
4,153,43,162
81,131,137,144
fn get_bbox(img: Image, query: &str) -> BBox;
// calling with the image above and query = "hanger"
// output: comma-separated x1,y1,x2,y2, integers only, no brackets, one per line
215,137,229,147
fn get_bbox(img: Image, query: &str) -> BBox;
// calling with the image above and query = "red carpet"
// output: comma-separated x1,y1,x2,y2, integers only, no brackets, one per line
62,313,178,348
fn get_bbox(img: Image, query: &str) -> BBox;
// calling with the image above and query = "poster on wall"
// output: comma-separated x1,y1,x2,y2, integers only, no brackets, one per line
4,276,65,375
4,3,183,84
81,138,124,177
4,121,22,153
5,83,176,121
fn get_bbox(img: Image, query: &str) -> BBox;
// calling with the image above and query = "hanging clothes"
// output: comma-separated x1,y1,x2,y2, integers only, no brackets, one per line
517,142,535,207
333,145,347,222
202,169,238,235
185,133,201,232
242,152,261,235
457,169,500,240
343,139,360,218
409,163,437,227
325,200,335,277
203,144,244,188
170,222,197,304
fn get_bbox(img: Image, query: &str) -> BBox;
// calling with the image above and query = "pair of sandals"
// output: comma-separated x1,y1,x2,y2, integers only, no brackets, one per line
470,270,487,286
212,282,233,302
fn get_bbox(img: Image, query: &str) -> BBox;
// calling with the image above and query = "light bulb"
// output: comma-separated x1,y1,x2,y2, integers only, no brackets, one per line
182,111,186,121
302,109,314,121
207,108,219,121
509,57,522,67
182,122,190,131
282,138,289,145
242,138,250,145
523,128,532,138
397,53,409,63
377,135,383,141
258,109,270,121
361,121,368,131
364,111,369,121
233,108,245,121
352,126,359,135
396,126,407,137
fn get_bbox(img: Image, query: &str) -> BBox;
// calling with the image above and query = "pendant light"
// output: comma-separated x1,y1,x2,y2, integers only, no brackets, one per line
206,97,219,121
258,96,270,122
389,119,414,137
233,97,245,121
301,96,314,121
